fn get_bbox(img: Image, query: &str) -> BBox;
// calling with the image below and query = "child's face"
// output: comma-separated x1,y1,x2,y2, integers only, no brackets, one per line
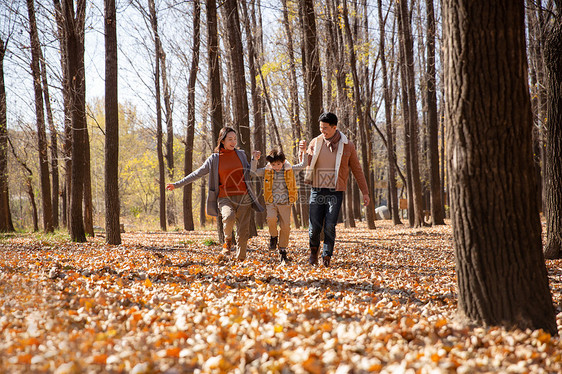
270,161,284,172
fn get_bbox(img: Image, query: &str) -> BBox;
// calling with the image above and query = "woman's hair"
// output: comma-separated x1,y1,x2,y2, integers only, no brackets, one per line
214,126,237,153
265,148,286,164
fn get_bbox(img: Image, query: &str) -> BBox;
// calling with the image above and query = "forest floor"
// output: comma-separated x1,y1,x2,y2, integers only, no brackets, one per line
1,220,562,373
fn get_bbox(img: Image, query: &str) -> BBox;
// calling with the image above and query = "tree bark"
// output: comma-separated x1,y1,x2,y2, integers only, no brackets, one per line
104,0,121,245
38,39,60,229
83,127,94,236
148,0,166,232
425,0,445,225
0,38,14,232
378,0,401,225
63,0,87,242
543,16,562,259
300,0,322,140
444,0,557,334
27,0,54,233
341,1,375,229
398,0,424,228
183,0,200,231
206,0,224,243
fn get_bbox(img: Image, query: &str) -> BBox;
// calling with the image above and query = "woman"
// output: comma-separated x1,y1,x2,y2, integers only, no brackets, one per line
166,127,263,261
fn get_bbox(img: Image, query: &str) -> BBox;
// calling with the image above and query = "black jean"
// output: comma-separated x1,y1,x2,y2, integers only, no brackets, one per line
308,188,343,257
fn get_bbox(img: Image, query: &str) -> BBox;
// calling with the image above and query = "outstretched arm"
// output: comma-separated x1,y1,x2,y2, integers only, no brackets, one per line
166,156,212,191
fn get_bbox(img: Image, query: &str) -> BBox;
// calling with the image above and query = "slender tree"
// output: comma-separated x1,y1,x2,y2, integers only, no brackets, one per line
425,0,445,225
398,0,424,228
104,0,121,244
0,36,14,232
444,0,557,333
543,4,562,259
147,0,166,231
182,0,200,231
300,0,322,139
27,0,54,233
378,0,401,225
63,0,87,242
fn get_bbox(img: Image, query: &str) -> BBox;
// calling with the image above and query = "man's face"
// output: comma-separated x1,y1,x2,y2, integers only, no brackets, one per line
319,121,337,139
270,161,284,172
221,132,237,150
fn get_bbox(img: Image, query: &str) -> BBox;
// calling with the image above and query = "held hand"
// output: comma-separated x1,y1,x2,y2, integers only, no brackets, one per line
299,140,307,152
252,150,261,160
363,194,370,207
166,184,175,191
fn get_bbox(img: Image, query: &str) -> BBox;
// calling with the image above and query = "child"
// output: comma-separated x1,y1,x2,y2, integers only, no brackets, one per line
251,141,307,263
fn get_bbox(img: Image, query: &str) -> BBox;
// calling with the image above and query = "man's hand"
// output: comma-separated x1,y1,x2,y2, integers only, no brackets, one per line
166,184,175,191
252,150,261,160
363,194,370,207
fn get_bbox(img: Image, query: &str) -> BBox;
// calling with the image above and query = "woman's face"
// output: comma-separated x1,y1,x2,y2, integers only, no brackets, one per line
221,132,237,150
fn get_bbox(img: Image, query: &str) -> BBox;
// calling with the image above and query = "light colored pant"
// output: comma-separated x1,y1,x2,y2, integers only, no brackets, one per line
218,194,253,260
266,203,292,248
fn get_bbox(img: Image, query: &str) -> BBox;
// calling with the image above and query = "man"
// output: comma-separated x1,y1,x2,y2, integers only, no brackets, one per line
304,112,370,267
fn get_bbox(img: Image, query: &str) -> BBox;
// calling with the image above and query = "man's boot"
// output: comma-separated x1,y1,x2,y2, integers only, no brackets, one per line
308,246,319,265
279,248,289,263
322,255,331,268
269,236,278,250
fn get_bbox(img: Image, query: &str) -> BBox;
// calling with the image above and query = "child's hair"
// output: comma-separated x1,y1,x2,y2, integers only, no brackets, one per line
265,148,286,164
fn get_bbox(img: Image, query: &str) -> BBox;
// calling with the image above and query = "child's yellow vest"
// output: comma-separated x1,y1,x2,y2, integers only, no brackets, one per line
263,161,298,204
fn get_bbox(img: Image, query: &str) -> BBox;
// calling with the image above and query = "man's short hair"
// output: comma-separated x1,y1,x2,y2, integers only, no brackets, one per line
318,112,338,126
265,148,286,164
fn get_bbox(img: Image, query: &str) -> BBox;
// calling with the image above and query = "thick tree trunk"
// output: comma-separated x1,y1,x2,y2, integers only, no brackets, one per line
398,0,424,228
444,0,557,334
148,0,166,232
64,0,87,242
104,0,121,245
425,0,445,225
83,128,94,236
183,0,200,232
0,39,14,232
544,19,562,259
27,0,54,233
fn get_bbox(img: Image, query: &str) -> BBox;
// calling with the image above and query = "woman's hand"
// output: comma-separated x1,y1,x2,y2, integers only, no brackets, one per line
252,150,261,160
299,140,307,153
166,184,175,191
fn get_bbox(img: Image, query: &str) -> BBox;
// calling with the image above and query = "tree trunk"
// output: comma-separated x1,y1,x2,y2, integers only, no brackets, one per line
27,0,54,233
183,0,200,232
104,0,121,245
63,0,87,242
240,0,265,229
444,0,557,334
206,0,224,243
148,0,166,232
543,17,562,259
83,127,94,236
54,0,72,228
341,1,375,229
425,0,445,225
378,0,401,225
300,0,322,140
224,0,257,238
398,0,424,228
38,39,59,229
0,38,14,232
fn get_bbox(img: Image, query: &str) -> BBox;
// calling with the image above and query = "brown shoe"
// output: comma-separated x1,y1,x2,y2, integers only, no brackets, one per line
322,255,331,267
223,238,232,252
269,236,278,251
308,247,319,265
